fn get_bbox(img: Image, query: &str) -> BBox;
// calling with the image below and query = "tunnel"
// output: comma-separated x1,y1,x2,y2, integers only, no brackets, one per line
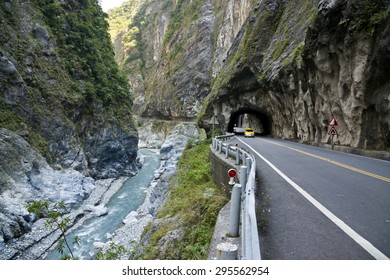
227,108,272,135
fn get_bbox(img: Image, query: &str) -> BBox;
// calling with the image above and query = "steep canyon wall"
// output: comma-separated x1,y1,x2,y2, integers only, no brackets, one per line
111,0,389,150
0,0,139,249
110,0,253,121
201,0,390,150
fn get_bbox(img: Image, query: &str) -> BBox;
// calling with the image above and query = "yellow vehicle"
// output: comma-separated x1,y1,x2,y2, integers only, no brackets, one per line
244,128,255,137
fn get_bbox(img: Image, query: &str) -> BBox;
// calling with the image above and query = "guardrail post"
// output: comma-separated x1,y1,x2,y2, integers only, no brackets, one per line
219,141,222,153
217,243,238,260
226,145,229,159
242,152,246,164
235,148,240,165
229,183,242,237
246,157,251,174
240,166,247,194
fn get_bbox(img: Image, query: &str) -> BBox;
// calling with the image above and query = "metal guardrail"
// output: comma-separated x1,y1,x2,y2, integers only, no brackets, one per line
212,134,261,260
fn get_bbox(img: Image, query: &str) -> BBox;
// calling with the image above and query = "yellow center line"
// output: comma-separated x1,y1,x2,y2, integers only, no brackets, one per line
261,139,390,183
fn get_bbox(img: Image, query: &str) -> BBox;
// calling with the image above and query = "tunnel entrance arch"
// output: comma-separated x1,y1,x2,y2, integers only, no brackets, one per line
227,108,271,135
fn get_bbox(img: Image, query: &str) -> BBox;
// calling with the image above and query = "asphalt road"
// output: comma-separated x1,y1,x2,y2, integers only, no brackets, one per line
232,136,390,260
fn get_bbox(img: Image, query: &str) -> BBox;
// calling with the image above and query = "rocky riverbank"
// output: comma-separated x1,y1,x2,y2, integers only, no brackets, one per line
96,122,205,259
0,175,131,260
0,126,141,259
0,122,203,260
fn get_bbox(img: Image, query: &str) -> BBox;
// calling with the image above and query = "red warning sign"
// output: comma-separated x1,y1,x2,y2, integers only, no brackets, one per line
328,127,339,136
228,169,237,178
328,117,338,126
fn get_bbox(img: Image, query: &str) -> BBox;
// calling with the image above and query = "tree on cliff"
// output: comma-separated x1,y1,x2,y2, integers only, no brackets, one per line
27,201,80,260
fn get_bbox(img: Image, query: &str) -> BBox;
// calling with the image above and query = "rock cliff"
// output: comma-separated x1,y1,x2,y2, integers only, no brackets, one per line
110,0,389,150
0,0,139,251
201,0,390,150
109,0,253,120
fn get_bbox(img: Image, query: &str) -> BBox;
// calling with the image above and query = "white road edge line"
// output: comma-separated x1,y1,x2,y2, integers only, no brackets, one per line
236,137,389,260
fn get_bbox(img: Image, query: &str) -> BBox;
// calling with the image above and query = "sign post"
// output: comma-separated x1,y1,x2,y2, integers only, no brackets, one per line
227,168,241,237
327,117,339,150
228,168,237,186
209,115,219,139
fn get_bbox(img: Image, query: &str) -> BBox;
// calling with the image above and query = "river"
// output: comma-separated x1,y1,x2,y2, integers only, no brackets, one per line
46,149,160,260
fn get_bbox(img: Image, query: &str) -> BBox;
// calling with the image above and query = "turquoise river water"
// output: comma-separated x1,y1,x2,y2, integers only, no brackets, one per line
46,149,160,259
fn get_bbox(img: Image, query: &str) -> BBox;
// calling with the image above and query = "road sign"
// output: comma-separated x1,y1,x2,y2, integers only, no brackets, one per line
228,169,237,178
328,126,339,150
210,115,219,139
328,117,338,126
228,169,237,186
209,115,219,124
328,127,339,136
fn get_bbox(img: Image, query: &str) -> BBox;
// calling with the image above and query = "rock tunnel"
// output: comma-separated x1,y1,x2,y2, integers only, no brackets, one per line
227,107,272,136
202,66,274,138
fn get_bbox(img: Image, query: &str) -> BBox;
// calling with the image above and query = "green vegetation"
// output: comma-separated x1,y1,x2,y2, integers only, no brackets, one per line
271,38,290,62
0,104,25,133
26,201,79,260
107,0,142,40
163,0,204,48
339,0,389,35
267,1,317,68
0,0,144,179
138,140,228,260
95,242,127,260
0,0,136,152
108,0,145,66
32,0,131,106
281,41,305,67
0,104,49,156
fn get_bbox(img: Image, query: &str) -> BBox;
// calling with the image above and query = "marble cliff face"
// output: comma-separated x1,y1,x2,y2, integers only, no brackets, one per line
111,0,389,150
201,0,389,150
111,0,253,120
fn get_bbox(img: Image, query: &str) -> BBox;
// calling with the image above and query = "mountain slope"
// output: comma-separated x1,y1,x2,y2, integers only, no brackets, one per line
0,0,139,250
108,0,253,120
0,0,138,179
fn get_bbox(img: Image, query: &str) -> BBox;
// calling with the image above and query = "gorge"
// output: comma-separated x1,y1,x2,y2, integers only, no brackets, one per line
108,0,389,150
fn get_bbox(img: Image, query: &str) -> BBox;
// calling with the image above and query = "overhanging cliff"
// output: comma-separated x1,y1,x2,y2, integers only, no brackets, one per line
200,0,390,150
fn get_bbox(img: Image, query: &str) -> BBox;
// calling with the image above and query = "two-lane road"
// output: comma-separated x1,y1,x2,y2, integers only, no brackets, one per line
233,136,390,260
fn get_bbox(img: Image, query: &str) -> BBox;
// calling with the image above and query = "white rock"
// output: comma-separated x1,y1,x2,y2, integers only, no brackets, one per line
93,242,106,250
123,211,138,224
84,204,108,217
